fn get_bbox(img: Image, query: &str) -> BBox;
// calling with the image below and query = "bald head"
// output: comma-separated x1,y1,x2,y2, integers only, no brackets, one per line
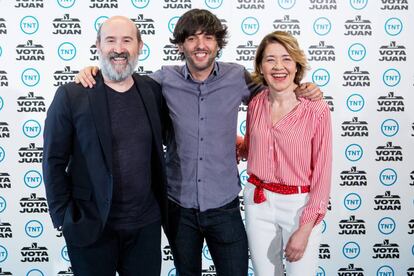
97,16,141,45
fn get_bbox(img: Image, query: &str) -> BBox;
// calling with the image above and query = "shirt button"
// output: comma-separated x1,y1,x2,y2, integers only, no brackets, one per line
198,179,201,182
200,117,204,120
201,98,204,101
199,157,203,160
200,138,204,141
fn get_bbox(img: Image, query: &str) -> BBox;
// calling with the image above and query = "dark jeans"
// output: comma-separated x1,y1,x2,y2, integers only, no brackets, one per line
166,197,248,276
66,220,161,276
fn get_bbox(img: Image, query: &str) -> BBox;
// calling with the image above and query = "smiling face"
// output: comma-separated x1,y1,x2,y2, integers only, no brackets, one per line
260,42,297,93
96,16,143,82
178,31,218,79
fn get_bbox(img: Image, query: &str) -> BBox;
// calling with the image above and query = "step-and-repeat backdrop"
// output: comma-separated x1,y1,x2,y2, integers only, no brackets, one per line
0,0,413,275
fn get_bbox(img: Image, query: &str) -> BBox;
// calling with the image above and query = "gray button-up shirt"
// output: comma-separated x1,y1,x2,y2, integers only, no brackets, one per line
151,62,260,211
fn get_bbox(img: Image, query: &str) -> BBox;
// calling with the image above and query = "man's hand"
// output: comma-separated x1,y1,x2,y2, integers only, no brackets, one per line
294,82,323,101
284,222,313,262
74,66,100,88
236,136,247,163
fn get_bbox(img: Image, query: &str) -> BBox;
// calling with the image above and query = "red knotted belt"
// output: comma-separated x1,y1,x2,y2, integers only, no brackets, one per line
247,174,311,204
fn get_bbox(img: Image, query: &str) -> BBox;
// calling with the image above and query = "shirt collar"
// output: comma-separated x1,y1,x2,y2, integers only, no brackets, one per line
183,61,220,81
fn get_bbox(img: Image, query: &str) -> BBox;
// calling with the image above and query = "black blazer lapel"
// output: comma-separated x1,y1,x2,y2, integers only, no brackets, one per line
87,72,113,172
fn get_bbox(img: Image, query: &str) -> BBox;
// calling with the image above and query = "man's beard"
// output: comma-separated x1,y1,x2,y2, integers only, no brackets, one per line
99,51,138,82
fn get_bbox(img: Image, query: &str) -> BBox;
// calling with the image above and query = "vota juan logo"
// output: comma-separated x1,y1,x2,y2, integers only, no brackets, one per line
18,143,43,163
410,170,414,186
16,40,45,61
15,0,44,8
89,0,118,8
373,191,401,211
339,166,367,186
0,172,12,189
375,142,403,162
372,239,399,259
130,14,155,35
337,264,364,276
239,195,245,212
237,0,265,9
0,70,8,87
17,92,46,113
20,243,49,263
381,0,408,10
135,66,153,75
309,0,337,10
19,193,48,214
54,66,79,86
0,122,10,139
338,215,366,235
0,18,7,35
273,15,300,35
52,14,82,35
162,245,174,261
377,91,404,112
163,0,192,9
57,267,74,276
319,244,330,259
344,15,372,36
343,67,370,87
0,221,12,238
235,41,257,62
379,41,406,62
341,117,368,137
163,44,180,62
408,219,414,234
324,95,334,112
201,264,217,276
308,41,335,62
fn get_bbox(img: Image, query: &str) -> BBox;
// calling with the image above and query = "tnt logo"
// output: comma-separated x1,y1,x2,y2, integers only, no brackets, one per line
58,42,77,61
18,143,43,163
16,40,45,61
52,14,82,35
163,0,192,9
308,41,335,62
54,66,79,86
89,0,118,8
313,17,331,36
61,245,70,261
0,196,6,213
346,94,364,112
241,17,259,35
373,191,401,211
0,245,8,263
384,17,403,36
345,144,363,162
131,0,150,8
202,244,211,260
312,68,330,87
0,18,7,35
239,120,246,136
25,220,43,238
344,15,372,36
377,91,404,112
341,117,368,137
57,0,76,8
22,119,42,138
319,244,330,259
237,0,265,9
23,170,42,188
379,168,397,186
21,243,49,263
339,215,366,235
309,0,337,9
377,265,394,276
278,0,295,9
20,16,39,35
162,245,174,261
0,122,10,138
0,147,4,163
0,172,11,189
168,268,178,276
201,264,217,275
135,66,153,75
168,16,180,33
94,16,108,32
381,0,408,10
57,267,74,275
338,264,364,276
21,68,40,87
139,43,150,61
248,267,255,276
20,193,48,213
379,41,406,62
163,44,180,62
348,43,366,62
0,70,8,87
342,241,360,259
375,142,403,162
373,239,399,259
343,67,370,87
15,0,44,8
0,221,12,238
235,41,257,62
349,0,368,9
383,68,401,87
343,193,362,211
378,217,396,235
131,14,155,35
205,0,223,9
381,119,399,137
17,92,46,112
273,15,300,35
321,220,326,233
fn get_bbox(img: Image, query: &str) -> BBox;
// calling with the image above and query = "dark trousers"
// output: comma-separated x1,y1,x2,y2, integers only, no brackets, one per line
166,197,248,276
66,220,161,276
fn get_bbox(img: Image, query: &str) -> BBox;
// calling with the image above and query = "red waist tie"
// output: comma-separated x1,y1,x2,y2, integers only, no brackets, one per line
247,174,311,204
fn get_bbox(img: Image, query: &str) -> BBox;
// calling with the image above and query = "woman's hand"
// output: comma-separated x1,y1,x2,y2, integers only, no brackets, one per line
284,222,314,262
74,66,99,88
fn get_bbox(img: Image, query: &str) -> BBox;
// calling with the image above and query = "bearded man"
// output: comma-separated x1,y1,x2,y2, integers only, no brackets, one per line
42,16,168,276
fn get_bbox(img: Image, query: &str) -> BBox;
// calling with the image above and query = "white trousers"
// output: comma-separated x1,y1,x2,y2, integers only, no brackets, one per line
244,182,322,276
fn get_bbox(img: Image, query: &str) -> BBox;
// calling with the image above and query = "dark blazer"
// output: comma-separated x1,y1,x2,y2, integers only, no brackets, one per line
42,72,168,247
